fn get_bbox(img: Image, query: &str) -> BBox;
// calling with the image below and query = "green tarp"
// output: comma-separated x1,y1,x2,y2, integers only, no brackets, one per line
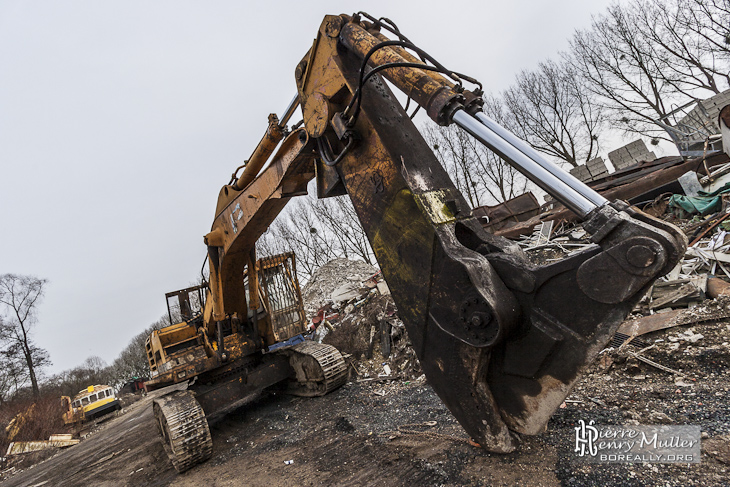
669,182,730,217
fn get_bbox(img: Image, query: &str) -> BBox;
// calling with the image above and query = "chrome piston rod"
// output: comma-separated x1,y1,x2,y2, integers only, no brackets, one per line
451,110,603,218
473,111,607,208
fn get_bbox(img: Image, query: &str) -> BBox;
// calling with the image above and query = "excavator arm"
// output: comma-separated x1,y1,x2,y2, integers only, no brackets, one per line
203,13,686,452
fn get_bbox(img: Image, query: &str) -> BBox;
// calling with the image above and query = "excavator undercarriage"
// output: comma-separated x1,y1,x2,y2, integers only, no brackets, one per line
145,12,687,472
151,342,346,471
145,254,347,471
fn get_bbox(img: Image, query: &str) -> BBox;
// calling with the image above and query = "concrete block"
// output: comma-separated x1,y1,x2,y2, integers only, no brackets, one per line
586,157,607,173
569,165,591,182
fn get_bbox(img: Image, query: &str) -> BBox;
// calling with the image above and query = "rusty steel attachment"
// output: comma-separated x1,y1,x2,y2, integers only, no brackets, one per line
291,13,688,452
148,12,689,470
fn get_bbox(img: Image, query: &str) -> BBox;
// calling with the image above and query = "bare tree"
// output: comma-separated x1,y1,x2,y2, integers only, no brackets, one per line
568,1,730,141
258,199,338,279
503,59,605,167
310,196,374,265
424,96,530,206
0,274,52,397
258,195,374,280
634,0,729,97
568,3,683,139
684,0,730,65
0,334,33,404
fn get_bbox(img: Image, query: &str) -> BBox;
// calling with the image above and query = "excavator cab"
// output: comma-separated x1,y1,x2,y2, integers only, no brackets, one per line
165,285,206,323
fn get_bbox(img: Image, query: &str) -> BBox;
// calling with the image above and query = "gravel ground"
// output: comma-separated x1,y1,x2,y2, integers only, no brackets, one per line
3,318,729,487
3,297,729,486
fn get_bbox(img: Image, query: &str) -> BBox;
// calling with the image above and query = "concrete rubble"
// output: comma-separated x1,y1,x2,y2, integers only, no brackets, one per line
301,258,380,316
301,258,421,381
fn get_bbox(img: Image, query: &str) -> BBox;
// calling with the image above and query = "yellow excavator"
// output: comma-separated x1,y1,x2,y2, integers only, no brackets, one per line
144,12,687,473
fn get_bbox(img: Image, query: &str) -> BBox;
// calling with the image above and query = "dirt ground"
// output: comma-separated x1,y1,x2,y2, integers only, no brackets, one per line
2,309,729,487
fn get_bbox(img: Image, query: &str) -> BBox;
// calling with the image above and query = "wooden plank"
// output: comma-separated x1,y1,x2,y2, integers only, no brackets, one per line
616,306,730,339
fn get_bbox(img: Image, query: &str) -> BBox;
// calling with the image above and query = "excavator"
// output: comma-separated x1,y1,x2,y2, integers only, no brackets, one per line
144,12,687,473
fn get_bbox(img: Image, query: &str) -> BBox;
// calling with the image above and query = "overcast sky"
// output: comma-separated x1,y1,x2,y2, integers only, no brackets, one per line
1,0,646,375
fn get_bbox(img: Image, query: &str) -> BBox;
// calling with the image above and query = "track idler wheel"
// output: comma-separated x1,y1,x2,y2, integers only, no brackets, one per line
153,390,213,473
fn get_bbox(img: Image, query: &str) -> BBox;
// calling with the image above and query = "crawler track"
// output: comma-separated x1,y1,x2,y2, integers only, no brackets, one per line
153,390,213,473
285,341,348,396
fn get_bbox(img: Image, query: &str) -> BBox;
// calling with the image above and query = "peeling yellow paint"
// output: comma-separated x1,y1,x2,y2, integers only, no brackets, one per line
415,190,456,225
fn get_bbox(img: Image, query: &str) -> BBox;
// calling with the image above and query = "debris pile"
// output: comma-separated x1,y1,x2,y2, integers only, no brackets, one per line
6,434,79,455
0,395,69,476
301,258,379,315
566,299,730,431
478,128,730,240
301,258,422,381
